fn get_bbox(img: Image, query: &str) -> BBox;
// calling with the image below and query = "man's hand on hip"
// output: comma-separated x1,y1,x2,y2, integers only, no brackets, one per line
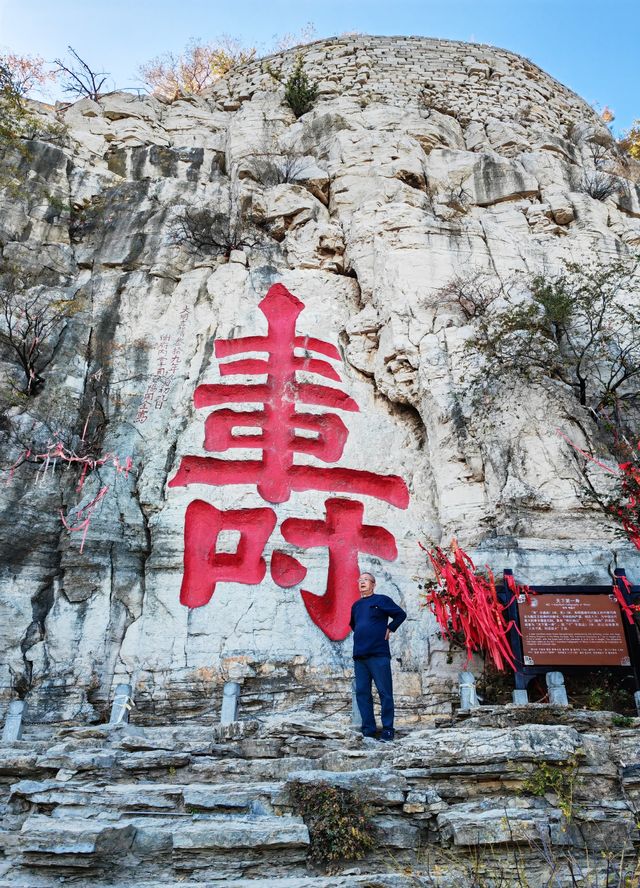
385,629,391,641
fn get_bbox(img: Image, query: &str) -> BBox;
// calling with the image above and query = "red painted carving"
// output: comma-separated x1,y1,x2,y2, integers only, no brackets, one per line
275,498,398,640
169,284,409,639
270,550,308,588
180,500,277,607
170,458,408,509
169,285,407,507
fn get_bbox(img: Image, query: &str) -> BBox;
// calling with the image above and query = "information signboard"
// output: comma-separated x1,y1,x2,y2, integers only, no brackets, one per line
500,568,640,694
517,593,631,667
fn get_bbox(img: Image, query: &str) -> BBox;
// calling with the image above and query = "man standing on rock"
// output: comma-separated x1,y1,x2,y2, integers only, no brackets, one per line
350,572,406,742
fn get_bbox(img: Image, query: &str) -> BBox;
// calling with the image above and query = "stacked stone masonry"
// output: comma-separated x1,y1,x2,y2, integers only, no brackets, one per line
213,36,600,134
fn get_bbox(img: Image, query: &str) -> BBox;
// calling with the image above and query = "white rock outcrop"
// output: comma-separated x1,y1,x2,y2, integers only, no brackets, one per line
1,36,639,725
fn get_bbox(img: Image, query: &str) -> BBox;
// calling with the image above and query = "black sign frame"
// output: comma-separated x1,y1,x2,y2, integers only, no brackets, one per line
499,568,640,693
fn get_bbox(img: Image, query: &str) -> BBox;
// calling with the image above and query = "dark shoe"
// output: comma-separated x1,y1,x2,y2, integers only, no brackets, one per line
362,731,377,738
378,731,394,742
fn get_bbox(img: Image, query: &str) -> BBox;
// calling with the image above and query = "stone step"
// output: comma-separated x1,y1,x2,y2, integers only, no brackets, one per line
7,811,310,874
1,741,382,785
8,778,286,816
23,877,412,888
10,815,137,868
0,746,51,780
1,744,318,784
0,878,410,888
7,766,413,821
18,714,357,748
286,767,408,805
3,718,389,789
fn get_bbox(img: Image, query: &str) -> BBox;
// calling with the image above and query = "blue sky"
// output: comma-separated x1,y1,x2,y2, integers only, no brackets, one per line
1,0,637,133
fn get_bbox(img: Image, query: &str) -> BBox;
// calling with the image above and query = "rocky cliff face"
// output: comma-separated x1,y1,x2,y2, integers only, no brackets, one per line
1,36,639,725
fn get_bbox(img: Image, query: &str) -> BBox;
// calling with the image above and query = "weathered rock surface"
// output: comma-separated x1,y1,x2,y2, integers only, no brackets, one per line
0,35,639,728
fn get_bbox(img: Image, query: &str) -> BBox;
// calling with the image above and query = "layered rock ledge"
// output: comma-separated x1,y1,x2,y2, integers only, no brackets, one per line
0,709,638,886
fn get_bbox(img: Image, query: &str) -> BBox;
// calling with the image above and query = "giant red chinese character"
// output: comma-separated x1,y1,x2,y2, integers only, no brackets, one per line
169,285,408,508
272,498,397,640
180,500,276,607
169,284,410,639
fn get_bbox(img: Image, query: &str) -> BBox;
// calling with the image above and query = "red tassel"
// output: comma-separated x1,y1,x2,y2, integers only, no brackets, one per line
613,574,640,624
420,540,532,671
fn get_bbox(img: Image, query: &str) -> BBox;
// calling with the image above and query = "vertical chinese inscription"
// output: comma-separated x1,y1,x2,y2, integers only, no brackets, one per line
136,307,190,423
169,284,409,640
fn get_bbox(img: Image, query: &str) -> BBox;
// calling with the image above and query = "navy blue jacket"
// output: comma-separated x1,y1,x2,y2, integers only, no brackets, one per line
350,593,407,659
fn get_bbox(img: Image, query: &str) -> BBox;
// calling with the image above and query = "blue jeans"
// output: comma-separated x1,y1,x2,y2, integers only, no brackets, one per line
354,656,394,737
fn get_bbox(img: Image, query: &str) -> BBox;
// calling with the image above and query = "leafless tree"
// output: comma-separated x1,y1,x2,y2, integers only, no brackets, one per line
171,206,256,258
443,173,473,215
53,47,111,101
241,114,315,189
1,389,106,473
586,137,614,171
0,268,76,396
580,170,620,201
439,270,506,320
247,148,313,188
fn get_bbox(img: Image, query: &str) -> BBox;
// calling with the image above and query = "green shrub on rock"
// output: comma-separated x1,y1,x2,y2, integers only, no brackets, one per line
284,54,318,118
522,758,579,820
288,780,375,869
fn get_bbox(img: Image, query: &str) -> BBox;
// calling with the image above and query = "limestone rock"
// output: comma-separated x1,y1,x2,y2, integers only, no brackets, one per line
170,815,309,850
393,724,583,769
544,187,575,224
371,814,420,847
437,801,559,846
288,157,330,204
425,148,539,207
1,34,639,731
615,181,640,218
284,221,345,272
250,184,329,238
1,711,639,883
17,815,136,865
285,768,408,805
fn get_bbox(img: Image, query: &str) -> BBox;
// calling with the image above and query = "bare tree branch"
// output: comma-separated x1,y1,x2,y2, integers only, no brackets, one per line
0,268,77,396
53,47,111,101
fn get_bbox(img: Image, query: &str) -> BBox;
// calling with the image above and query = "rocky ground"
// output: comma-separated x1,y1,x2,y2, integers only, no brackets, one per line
0,707,638,886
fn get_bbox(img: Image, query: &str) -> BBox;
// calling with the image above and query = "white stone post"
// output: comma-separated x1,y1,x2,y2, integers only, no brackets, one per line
546,671,568,706
109,683,134,725
221,681,241,725
459,671,479,710
512,689,529,705
2,700,27,742
634,691,640,717
351,679,362,728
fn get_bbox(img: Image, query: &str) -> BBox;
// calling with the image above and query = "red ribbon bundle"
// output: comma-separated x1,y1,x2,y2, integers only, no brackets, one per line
615,459,640,553
613,572,640,624
556,429,640,552
420,540,531,671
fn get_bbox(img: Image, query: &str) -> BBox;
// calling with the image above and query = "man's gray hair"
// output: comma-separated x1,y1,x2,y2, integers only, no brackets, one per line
360,572,376,583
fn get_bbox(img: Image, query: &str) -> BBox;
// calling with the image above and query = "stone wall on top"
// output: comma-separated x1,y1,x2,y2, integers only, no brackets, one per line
212,35,599,138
